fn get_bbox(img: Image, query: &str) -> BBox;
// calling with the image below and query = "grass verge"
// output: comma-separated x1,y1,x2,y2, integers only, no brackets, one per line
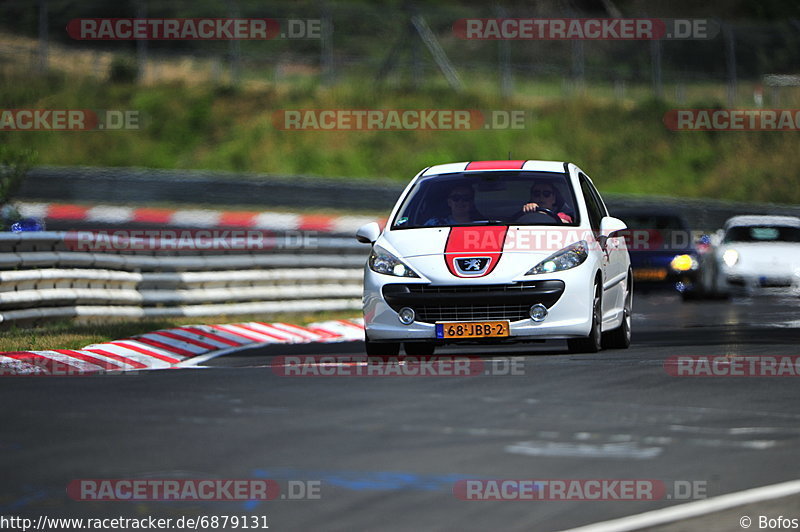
3,70,800,204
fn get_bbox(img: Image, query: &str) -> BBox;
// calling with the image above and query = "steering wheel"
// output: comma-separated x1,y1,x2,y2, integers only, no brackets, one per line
515,208,562,224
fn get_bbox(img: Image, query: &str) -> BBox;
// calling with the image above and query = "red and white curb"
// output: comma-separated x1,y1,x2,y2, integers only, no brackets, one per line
18,201,381,234
0,318,365,376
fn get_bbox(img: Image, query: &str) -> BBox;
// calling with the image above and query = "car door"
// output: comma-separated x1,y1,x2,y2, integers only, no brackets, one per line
579,173,624,320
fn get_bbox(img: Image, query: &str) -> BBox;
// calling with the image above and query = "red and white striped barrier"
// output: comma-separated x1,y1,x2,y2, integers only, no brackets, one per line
0,318,365,376
18,202,381,234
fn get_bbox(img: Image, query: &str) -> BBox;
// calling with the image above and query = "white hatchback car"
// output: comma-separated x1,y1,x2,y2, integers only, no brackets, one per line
356,160,632,356
712,215,800,295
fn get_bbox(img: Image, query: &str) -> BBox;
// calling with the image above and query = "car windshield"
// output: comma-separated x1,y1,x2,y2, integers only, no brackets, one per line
723,225,800,243
391,171,578,229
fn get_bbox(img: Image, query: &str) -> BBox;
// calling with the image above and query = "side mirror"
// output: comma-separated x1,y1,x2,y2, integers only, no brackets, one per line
356,222,381,244
600,216,627,238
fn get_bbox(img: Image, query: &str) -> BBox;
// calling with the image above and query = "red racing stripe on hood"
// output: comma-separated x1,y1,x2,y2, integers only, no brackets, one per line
444,226,507,278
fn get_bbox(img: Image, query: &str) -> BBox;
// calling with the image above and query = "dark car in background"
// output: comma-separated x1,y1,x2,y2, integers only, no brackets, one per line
615,209,705,300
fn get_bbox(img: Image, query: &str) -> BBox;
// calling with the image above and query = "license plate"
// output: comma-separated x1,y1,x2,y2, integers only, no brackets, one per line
633,268,667,281
435,321,510,339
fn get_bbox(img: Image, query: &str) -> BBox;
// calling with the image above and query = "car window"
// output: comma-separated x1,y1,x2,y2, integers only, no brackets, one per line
579,175,603,232
723,225,800,243
391,171,579,229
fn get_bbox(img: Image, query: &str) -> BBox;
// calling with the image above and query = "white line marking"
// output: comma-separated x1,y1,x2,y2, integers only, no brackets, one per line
505,440,662,460
558,478,800,532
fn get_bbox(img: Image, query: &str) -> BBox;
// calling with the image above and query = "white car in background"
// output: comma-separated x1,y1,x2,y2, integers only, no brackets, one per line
355,160,632,356
713,215,800,295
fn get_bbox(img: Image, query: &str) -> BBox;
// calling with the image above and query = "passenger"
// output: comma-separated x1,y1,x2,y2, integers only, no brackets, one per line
425,184,483,225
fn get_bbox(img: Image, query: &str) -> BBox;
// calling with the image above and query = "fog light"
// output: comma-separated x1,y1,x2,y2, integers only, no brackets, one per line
398,307,415,325
529,304,548,322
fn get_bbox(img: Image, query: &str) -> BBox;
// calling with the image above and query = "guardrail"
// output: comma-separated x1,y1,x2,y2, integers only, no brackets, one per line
0,232,368,326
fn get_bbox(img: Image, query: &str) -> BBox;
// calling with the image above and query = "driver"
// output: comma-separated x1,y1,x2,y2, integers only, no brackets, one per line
516,182,573,223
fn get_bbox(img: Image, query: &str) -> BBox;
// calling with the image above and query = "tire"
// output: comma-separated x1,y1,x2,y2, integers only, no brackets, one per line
567,280,603,354
365,334,400,356
603,274,632,349
680,289,700,302
404,342,435,357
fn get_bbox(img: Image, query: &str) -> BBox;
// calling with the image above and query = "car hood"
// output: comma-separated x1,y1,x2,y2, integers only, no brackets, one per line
720,242,800,269
380,226,587,281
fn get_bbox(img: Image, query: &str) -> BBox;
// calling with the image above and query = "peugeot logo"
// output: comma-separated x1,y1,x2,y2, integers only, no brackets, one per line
454,257,491,276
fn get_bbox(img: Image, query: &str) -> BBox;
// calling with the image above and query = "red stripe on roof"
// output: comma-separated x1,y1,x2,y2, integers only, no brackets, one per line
132,208,174,224
47,204,90,220
218,211,260,227
110,341,181,364
55,350,121,371
83,348,148,369
177,327,242,346
465,160,526,171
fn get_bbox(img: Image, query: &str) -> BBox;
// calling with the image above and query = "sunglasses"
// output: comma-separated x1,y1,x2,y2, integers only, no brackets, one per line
531,189,554,199
448,194,473,202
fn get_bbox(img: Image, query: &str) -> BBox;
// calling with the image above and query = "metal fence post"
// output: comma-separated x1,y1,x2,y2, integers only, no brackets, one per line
37,0,48,73
723,23,737,106
136,0,148,84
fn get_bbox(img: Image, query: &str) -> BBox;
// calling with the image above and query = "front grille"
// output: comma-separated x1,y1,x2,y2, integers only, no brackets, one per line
416,303,532,322
383,281,565,324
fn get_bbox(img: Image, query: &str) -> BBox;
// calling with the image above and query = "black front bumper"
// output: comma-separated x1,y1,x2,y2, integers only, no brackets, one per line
382,280,566,323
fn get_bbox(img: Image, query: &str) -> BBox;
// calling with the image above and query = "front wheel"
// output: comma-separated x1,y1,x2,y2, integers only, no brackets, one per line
567,281,602,354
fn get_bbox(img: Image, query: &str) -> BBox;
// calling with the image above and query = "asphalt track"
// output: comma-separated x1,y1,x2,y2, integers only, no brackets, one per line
3,292,800,531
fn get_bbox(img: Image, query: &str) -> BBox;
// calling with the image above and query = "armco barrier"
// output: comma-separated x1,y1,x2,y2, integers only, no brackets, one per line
0,232,367,325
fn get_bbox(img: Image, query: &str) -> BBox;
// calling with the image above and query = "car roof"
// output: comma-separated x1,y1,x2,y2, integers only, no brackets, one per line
421,160,567,176
724,215,800,229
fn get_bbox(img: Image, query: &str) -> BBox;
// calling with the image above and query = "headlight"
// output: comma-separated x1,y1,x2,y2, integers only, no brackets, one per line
670,254,698,272
722,249,739,267
368,245,420,277
526,241,589,275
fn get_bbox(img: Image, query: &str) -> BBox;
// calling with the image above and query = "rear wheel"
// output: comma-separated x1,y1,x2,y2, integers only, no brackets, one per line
567,280,602,354
404,342,435,357
602,274,632,349
365,334,400,356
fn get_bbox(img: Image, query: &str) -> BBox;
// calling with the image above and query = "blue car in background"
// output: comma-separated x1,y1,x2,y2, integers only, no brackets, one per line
615,209,705,301
1,204,45,232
